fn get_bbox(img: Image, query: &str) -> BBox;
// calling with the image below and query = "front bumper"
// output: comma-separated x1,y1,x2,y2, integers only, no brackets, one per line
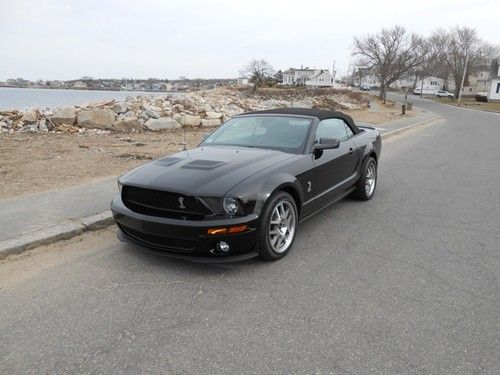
111,195,259,262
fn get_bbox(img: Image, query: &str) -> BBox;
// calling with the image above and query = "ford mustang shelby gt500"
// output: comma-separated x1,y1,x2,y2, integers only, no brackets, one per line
111,108,381,262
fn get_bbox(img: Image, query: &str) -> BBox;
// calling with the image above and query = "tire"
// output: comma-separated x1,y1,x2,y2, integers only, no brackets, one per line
257,191,298,261
352,157,377,201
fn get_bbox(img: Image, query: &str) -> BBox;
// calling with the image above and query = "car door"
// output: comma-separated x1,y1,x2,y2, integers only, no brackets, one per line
311,118,359,207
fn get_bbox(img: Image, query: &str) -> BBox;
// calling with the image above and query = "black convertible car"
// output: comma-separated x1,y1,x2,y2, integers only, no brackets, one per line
111,108,381,262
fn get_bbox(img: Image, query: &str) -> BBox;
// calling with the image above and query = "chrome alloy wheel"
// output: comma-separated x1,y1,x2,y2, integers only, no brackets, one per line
268,200,296,253
365,161,377,197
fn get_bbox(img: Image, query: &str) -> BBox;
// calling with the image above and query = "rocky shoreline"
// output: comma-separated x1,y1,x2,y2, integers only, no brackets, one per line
0,87,369,134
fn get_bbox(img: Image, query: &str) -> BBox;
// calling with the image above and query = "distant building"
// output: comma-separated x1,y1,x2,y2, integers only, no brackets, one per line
73,81,88,89
50,80,64,88
488,59,500,102
151,82,164,91
462,67,491,96
237,77,250,85
351,74,379,88
282,67,315,85
414,76,444,94
391,73,417,89
305,69,339,88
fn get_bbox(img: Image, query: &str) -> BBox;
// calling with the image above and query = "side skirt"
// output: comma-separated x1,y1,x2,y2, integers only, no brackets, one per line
298,187,356,223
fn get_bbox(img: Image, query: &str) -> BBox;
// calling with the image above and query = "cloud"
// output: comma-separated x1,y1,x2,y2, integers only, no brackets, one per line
0,0,498,80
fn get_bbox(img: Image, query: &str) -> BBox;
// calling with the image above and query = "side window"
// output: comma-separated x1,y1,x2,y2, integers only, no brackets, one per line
315,118,352,143
345,124,354,138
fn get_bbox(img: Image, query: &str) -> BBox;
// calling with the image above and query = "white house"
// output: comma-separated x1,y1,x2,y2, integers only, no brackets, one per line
73,81,87,89
305,69,339,88
282,67,315,85
391,74,417,89
488,61,500,102
355,75,380,88
237,77,250,85
414,76,444,94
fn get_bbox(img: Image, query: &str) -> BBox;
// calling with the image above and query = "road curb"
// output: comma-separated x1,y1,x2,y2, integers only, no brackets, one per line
381,116,441,139
0,210,114,259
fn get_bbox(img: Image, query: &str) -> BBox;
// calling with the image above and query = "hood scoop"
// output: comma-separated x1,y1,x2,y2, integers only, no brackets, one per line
155,156,184,166
181,159,227,170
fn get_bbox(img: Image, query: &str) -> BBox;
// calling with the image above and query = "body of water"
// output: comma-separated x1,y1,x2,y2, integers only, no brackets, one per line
0,87,181,110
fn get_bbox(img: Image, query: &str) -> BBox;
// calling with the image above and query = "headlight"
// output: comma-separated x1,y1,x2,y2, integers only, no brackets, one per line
222,197,239,215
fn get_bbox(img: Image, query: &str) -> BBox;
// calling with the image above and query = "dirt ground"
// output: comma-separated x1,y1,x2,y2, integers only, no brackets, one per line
0,103,408,199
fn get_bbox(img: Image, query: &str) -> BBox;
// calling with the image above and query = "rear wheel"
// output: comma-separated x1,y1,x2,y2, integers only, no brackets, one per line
352,157,377,201
258,191,298,261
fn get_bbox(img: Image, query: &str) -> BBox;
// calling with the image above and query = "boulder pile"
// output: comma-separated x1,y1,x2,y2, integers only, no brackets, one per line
0,87,369,134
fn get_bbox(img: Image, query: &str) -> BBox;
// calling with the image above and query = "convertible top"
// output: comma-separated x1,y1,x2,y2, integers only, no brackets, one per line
240,108,362,134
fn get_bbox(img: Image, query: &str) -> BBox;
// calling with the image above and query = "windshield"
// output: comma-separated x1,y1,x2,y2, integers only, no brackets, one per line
201,115,312,153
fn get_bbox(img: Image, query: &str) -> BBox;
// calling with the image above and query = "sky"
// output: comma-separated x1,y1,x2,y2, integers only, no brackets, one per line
0,0,499,81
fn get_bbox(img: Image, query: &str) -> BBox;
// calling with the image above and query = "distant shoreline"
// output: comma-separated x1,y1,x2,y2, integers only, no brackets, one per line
0,87,184,110
0,85,184,94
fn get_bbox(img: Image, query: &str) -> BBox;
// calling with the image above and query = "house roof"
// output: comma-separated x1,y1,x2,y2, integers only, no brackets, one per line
283,67,315,74
309,70,332,79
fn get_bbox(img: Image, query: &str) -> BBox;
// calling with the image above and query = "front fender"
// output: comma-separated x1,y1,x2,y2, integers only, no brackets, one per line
226,172,304,217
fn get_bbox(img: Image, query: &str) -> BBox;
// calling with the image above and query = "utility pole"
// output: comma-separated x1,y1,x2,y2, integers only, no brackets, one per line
457,50,469,106
420,72,424,98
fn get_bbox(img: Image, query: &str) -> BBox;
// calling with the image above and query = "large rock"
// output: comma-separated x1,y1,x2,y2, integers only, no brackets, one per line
144,107,161,119
77,108,115,129
112,102,127,114
177,115,201,127
38,119,49,133
50,107,77,125
145,118,181,131
112,115,143,132
201,118,221,127
205,111,223,119
21,110,38,123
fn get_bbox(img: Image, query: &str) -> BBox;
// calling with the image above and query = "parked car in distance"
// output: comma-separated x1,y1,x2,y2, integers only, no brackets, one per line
359,83,371,91
111,108,382,262
435,90,454,98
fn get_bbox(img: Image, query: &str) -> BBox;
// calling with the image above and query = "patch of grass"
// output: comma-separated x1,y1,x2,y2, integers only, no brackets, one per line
432,97,500,113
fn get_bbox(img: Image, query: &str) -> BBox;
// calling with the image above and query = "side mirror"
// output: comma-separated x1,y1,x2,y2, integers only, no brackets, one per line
313,138,340,158
314,138,340,150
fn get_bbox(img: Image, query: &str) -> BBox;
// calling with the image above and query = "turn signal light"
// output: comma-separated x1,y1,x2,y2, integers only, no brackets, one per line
207,224,248,235
207,228,227,235
228,224,248,233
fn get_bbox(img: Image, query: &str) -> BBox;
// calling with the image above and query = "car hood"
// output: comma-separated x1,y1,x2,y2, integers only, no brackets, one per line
121,145,295,196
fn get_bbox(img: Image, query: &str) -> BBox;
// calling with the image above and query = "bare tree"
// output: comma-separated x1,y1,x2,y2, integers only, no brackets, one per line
425,29,452,82
353,26,429,101
431,27,492,98
240,59,274,92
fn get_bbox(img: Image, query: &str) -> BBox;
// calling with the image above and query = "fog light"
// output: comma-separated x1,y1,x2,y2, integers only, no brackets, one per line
217,241,230,253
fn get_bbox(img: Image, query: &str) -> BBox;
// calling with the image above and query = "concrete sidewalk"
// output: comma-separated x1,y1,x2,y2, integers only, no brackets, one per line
0,177,117,242
376,112,436,133
0,110,440,257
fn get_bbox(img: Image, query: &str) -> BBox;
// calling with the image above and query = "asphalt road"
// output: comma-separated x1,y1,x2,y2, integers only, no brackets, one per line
1,97,499,374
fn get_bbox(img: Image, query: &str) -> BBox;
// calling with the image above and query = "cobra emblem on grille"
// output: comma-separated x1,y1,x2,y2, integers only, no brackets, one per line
178,197,186,209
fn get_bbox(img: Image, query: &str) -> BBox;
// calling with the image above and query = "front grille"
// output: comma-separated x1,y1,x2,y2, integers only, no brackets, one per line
122,185,213,220
120,225,196,253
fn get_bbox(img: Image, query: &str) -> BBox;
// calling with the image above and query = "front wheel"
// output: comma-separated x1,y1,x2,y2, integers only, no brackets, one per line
352,157,377,201
258,191,298,261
